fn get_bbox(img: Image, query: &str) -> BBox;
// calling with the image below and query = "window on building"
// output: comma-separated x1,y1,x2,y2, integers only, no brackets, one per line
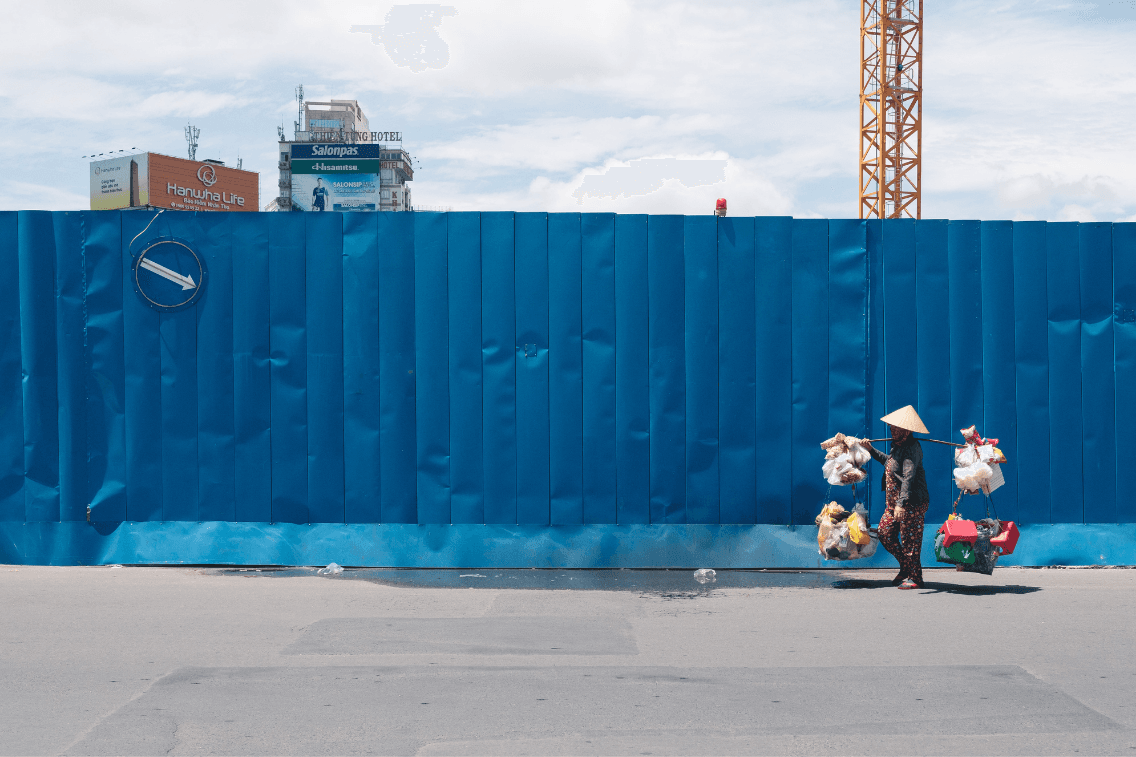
310,119,343,129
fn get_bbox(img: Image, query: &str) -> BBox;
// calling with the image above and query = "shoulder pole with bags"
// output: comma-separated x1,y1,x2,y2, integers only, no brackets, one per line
866,437,963,447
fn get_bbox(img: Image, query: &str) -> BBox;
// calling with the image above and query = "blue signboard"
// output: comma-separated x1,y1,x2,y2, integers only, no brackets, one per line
291,144,387,159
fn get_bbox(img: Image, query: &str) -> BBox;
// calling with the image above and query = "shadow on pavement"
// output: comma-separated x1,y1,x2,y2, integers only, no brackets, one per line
830,578,898,590
831,577,1042,594
917,582,1043,595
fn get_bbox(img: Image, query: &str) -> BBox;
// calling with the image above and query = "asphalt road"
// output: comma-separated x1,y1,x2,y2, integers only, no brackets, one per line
2,565,1134,756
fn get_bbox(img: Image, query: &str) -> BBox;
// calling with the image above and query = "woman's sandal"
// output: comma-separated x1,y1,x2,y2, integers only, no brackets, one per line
897,579,920,590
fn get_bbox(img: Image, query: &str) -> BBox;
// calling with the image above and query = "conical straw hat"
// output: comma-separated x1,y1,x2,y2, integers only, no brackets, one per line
880,405,929,434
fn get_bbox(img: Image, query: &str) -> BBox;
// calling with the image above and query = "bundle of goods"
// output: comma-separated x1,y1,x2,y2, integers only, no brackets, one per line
815,502,878,560
819,433,871,486
934,513,1020,575
953,425,1007,495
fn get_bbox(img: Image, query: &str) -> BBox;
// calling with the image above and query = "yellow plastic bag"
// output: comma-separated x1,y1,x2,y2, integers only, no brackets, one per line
848,511,870,545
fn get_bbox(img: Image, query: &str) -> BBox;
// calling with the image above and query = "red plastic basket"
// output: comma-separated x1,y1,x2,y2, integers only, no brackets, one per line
941,518,978,547
990,521,1019,555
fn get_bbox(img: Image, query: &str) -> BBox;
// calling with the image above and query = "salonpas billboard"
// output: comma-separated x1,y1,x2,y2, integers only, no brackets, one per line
290,144,382,212
90,154,149,210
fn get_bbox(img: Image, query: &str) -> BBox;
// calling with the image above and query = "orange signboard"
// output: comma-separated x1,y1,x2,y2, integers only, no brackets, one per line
147,153,258,212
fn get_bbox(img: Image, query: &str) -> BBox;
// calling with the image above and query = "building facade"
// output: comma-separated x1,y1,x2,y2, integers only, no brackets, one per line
302,99,370,137
275,99,413,212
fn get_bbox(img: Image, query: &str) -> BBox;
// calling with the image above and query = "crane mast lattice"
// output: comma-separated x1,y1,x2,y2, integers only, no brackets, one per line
860,0,922,219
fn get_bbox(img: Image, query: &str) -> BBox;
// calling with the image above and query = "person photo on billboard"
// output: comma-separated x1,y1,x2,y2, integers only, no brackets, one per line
312,177,329,211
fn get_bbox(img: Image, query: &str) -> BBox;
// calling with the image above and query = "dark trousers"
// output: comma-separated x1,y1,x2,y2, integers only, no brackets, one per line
878,502,928,584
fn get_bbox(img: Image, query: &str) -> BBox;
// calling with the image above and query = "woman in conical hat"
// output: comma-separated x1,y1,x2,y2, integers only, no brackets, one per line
862,406,930,589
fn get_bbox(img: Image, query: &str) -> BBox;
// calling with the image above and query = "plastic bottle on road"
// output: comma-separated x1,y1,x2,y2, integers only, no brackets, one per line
694,568,716,583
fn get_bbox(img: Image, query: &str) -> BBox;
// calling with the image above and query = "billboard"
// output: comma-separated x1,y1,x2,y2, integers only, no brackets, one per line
290,144,386,159
89,152,258,212
290,173,379,212
290,145,382,211
147,153,257,212
90,154,149,210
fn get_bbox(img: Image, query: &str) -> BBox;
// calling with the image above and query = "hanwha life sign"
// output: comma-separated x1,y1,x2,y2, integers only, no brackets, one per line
148,153,258,212
132,238,207,312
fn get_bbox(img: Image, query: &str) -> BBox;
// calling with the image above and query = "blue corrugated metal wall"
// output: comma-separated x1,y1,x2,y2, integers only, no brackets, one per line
0,211,1133,566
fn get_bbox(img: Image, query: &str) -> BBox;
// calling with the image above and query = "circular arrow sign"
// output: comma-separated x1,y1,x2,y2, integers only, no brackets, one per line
132,238,206,312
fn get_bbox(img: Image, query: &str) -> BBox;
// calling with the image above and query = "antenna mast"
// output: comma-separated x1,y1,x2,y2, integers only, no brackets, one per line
185,122,200,161
859,0,922,219
295,85,304,140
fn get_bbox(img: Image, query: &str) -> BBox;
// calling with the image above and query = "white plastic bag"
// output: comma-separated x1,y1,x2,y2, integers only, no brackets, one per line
955,445,978,467
821,519,878,560
819,434,868,485
816,501,878,560
822,457,842,483
823,522,851,555
823,452,866,486
849,503,877,558
954,461,993,493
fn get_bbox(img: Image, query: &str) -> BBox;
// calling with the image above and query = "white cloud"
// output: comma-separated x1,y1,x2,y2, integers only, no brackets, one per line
412,154,791,216
0,0,1133,219
417,115,731,174
1055,203,1098,222
0,180,88,211
572,157,728,202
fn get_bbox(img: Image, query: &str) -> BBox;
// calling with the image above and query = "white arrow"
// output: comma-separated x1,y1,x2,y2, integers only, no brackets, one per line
140,257,196,290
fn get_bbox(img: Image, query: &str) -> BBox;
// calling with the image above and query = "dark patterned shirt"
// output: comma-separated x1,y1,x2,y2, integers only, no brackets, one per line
867,437,929,510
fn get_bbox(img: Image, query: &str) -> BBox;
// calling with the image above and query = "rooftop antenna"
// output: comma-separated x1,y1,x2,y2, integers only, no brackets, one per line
237,151,243,170
185,122,200,161
277,123,286,141
294,84,304,140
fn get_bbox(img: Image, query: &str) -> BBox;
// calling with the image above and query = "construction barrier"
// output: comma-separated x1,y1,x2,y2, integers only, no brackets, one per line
0,211,1132,565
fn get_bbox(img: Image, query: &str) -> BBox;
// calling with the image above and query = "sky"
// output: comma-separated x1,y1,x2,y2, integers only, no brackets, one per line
2,0,1134,220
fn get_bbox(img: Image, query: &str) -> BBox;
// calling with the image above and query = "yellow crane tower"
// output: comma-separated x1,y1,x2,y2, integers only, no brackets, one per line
860,0,923,219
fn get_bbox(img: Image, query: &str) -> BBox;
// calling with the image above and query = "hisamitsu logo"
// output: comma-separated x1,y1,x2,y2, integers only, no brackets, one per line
197,164,217,186
312,162,360,171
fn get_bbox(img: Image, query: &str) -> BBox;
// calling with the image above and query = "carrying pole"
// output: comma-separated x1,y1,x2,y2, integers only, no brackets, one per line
866,437,963,447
